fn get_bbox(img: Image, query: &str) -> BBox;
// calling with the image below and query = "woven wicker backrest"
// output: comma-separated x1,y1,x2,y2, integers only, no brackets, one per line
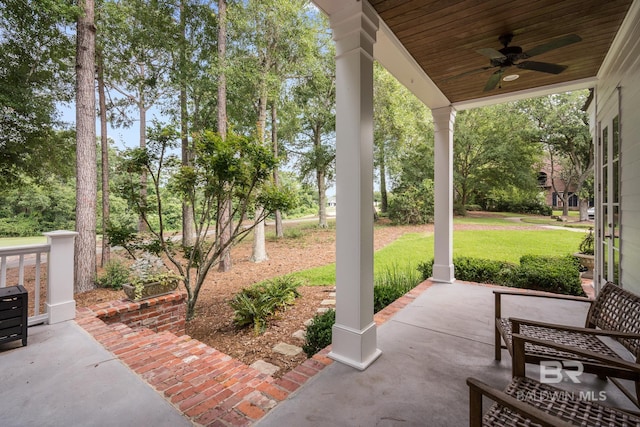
588,282,640,359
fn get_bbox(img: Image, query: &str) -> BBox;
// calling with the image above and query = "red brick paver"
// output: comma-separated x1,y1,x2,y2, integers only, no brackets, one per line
76,281,435,425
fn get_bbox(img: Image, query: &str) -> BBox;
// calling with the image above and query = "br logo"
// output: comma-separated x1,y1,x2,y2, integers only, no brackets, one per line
540,361,584,383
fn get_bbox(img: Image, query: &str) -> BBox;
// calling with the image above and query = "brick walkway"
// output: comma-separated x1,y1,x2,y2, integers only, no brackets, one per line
74,281,434,426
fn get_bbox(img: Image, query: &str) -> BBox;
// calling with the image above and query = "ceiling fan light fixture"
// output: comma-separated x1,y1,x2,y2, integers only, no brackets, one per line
503,74,519,81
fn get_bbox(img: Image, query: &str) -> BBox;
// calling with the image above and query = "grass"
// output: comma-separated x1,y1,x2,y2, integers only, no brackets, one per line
453,229,583,261
520,216,593,229
291,227,584,286
0,236,47,247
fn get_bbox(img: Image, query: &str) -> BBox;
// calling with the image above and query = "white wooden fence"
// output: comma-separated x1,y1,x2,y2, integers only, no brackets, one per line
0,231,78,326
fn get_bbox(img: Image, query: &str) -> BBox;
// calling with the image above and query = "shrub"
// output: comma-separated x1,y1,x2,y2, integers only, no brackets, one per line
230,276,302,334
95,259,130,290
417,260,433,280
486,188,552,216
373,264,421,312
387,179,434,225
509,254,583,296
417,255,583,296
284,227,304,239
0,216,41,237
303,309,335,357
453,257,515,284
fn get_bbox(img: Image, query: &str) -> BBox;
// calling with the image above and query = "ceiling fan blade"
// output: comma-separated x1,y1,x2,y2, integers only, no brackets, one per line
483,70,503,92
523,34,582,58
477,48,506,60
517,61,567,74
444,65,495,81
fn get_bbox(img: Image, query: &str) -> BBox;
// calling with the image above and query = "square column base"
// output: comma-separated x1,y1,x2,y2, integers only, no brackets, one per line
432,263,454,284
46,300,76,324
329,321,381,370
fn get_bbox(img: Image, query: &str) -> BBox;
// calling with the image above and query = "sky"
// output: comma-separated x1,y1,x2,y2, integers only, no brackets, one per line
58,102,162,151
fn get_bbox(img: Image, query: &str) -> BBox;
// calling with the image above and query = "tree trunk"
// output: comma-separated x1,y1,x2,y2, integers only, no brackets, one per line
217,0,232,272
379,146,388,213
251,77,269,263
180,0,195,248
314,128,328,228
138,80,148,232
562,191,570,217
97,49,110,267
272,102,283,238
75,0,97,293
317,169,327,228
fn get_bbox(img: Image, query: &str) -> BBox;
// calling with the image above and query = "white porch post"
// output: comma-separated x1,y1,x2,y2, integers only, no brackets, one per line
328,1,381,370
432,106,456,283
44,230,78,324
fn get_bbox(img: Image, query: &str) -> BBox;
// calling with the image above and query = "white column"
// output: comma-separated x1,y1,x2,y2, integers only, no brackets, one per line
432,106,456,283
328,1,381,370
44,230,78,324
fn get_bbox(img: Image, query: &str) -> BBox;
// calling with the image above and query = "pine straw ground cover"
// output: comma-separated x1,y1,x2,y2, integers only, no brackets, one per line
73,220,426,377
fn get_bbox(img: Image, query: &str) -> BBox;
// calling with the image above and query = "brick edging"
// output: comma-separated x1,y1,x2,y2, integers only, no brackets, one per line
74,281,436,426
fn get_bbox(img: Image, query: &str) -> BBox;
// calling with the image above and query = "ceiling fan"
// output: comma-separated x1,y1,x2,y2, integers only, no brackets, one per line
463,33,582,92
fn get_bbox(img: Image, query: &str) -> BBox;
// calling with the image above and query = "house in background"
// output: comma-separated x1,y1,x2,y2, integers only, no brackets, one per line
310,0,639,370
537,156,581,211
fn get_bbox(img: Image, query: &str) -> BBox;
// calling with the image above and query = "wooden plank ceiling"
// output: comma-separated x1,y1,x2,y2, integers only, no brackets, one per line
369,0,634,103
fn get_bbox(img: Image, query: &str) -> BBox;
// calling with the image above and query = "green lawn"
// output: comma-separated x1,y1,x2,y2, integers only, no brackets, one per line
0,236,47,247
291,227,584,286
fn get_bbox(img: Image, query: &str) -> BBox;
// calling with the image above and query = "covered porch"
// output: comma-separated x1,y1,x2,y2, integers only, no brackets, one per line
2,280,637,426
313,0,639,370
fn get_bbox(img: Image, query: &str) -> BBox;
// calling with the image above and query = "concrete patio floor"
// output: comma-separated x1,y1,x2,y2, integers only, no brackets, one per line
258,281,638,426
1,280,637,426
0,320,193,427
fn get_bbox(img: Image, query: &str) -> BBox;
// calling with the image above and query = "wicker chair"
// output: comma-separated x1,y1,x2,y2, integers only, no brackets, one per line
494,282,640,407
469,333,640,426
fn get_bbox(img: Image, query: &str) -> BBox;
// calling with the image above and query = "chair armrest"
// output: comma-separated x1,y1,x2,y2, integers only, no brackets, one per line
510,317,640,340
512,333,640,378
466,377,573,427
493,288,592,302
494,289,592,320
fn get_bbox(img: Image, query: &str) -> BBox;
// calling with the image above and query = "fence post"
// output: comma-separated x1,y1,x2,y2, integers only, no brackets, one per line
43,230,78,324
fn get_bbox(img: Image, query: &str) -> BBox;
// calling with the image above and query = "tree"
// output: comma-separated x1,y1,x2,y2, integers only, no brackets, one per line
114,124,294,319
518,91,593,218
373,63,433,213
216,0,233,271
0,0,76,185
97,47,111,266
75,0,97,293
178,0,196,249
230,0,318,256
453,103,541,211
97,0,178,231
280,20,336,228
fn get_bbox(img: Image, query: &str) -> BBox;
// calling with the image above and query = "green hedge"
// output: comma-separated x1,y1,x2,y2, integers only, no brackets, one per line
509,254,583,295
303,309,335,357
417,254,584,296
